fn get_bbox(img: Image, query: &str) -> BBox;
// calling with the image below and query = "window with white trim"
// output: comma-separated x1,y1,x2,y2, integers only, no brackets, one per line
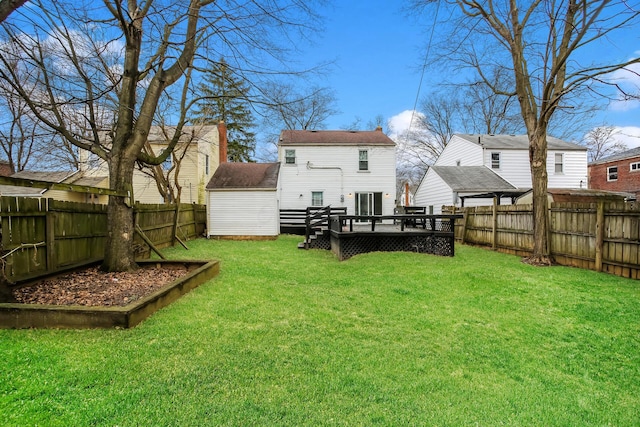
285,149,296,164
491,152,500,169
630,162,640,171
162,154,173,171
311,191,323,206
359,150,369,171
608,166,618,181
555,153,564,173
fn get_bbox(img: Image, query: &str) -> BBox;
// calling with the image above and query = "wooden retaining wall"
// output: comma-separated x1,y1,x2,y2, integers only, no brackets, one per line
0,197,206,283
444,202,640,279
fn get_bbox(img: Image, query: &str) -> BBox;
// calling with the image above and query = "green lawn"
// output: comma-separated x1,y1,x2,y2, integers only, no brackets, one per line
2,235,640,426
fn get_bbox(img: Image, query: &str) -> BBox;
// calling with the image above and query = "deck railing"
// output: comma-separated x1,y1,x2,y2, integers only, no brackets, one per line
327,213,462,260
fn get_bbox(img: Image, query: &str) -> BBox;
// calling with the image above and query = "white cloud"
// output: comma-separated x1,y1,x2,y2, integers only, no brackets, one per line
612,126,640,148
387,110,424,140
607,60,640,112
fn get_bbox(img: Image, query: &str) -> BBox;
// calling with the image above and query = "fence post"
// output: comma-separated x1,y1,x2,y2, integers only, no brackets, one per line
460,207,468,244
492,197,498,250
595,201,604,272
45,200,56,271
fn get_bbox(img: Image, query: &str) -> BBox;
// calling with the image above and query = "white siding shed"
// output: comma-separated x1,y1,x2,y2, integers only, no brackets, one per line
206,162,280,238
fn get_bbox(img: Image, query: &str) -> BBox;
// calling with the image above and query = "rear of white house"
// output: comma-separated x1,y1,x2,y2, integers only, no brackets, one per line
278,129,396,216
415,134,588,213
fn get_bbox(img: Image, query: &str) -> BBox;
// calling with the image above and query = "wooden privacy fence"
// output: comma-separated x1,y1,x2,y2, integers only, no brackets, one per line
0,197,206,283
444,202,640,279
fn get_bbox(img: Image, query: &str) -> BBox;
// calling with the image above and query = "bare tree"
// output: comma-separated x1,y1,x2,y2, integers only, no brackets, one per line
0,0,326,271
411,0,640,265
0,0,26,23
583,126,628,162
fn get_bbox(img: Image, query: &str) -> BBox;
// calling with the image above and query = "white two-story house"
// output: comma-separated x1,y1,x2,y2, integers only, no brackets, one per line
278,128,396,216
414,134,588,213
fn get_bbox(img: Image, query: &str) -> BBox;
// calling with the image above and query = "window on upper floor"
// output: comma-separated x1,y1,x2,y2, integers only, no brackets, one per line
311,191,323,206
162,154,173,171
491,152,500,169
555,153,564,173
359,150,369,171
285,149,296,164
630,162,640,172
608,166,618,181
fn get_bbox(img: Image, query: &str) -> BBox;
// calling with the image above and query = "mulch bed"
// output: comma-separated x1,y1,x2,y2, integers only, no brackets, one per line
12,266,188,307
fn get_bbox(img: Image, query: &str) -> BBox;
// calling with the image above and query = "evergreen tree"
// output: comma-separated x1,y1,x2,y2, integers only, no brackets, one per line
192,59,256,162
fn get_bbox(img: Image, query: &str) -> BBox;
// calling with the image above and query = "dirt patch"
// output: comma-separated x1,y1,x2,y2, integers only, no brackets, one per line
12,266,188,307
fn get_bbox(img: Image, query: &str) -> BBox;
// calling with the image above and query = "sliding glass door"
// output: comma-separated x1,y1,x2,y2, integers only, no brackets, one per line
355,192,382,220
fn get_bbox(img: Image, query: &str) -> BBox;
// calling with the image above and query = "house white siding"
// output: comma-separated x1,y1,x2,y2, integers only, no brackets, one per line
278,145,396,215
548,149,588,188
208,190,279,236
414,168,453,214
483,149,530,187
437,136,483,166
414,134,588,212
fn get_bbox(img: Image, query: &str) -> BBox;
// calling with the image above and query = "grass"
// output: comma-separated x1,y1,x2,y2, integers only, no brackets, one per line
1,235,640,426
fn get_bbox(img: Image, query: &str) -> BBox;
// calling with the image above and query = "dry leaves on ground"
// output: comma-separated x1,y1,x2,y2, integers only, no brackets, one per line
12,266,188,307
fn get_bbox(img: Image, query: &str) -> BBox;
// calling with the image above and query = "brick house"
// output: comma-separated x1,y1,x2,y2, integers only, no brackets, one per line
588,147,640,198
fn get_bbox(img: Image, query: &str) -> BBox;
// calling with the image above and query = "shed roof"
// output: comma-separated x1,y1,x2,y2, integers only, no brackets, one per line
589,146,640,165
431,166,518,192
455,134,586,151
206,162,280,190
279,129,395,146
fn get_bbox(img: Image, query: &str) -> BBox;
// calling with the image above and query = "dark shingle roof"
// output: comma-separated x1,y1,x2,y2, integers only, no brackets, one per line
431,166,517,192
589,146,640,165
206,162,280,190
279,129,395,146
455,134,586,151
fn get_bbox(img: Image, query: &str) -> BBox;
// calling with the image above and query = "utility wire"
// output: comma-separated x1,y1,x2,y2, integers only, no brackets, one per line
407,1,440,139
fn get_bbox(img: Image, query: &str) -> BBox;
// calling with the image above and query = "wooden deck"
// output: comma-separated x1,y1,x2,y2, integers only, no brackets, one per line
297,210,460,260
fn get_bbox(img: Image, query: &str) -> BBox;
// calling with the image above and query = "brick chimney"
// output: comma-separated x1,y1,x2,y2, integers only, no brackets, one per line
375,126,383,132
217,120,228,163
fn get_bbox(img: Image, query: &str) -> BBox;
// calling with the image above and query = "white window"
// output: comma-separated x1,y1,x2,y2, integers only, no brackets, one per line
311,191,323,206
285,149,296,164
630,162,640,171
162,154,172,171
555,153,564,173
491,152,500,169
608,166,618,181
359,150,369,171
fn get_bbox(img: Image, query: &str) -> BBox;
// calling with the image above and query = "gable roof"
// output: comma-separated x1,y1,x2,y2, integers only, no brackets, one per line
279,129,395,146
431,166,518,192
206,162,280,190
589,146,640,165
455,134,586,151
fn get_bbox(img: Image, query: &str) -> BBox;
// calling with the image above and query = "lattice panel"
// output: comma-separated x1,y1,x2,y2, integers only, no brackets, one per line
337,235,455,260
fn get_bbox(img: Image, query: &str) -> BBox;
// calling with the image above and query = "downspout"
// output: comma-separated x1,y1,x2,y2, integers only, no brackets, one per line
306,161,344,203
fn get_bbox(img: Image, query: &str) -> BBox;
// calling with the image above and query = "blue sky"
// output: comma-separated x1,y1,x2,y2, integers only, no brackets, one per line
304,1,640,147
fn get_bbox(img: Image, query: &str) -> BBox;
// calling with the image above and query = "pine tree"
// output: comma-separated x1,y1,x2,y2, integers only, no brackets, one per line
192,59,256,162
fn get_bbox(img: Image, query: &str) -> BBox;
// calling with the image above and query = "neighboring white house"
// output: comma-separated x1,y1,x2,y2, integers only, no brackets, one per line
278,128,396,216
206,162,280,238
414,134,588,213
80,124,224,204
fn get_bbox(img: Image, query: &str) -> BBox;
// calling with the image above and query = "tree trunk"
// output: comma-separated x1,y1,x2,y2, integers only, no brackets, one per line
102,157,137,272
524,130,554,266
